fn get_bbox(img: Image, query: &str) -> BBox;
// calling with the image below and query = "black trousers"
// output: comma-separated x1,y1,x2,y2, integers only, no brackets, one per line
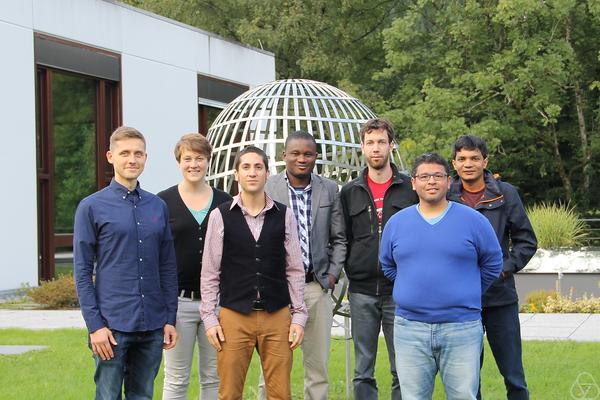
478,302,529,400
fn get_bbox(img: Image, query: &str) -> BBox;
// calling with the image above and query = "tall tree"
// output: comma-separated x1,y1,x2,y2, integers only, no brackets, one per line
126,0,600,209
376,0,600,208
125,0,403,89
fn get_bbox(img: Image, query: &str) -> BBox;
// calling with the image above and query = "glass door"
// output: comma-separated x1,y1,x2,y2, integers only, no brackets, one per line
37,67,119,279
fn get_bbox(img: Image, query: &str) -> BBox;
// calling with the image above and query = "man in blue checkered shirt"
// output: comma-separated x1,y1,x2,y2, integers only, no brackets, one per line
261,130,345,400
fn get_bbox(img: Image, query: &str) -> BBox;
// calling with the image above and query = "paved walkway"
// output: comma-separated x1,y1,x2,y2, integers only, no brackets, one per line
0,310,599,341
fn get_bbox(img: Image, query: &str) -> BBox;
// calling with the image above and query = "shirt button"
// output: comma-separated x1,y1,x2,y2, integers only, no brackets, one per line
141,294,145,298
139,240,142,243
255,257,261,262
122,196,126,199
139,258,143,261
137,222,140,225
140,276,143,280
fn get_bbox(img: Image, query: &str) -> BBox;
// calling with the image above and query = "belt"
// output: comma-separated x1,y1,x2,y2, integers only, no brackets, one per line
180,289,199,300
251,300,266,311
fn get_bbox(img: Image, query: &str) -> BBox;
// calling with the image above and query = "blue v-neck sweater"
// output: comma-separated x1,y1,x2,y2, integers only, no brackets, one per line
379,202,503,323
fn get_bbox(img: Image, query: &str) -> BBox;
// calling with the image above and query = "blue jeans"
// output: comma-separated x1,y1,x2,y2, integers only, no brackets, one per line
478,303,528,400
348,292,401,400
92,328,164,400
394,316,483,400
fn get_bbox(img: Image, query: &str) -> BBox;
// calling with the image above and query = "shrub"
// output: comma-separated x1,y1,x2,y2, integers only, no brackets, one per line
520,289,558,313
543,289,600,313
521,288,600,313
29,274,79,309
526,202,587,249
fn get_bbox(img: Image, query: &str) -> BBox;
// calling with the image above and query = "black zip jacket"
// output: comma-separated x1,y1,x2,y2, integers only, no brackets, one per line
448,171,538,307
333,164,417,296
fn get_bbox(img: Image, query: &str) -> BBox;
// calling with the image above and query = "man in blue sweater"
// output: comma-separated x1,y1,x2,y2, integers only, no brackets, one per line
380,153,503,400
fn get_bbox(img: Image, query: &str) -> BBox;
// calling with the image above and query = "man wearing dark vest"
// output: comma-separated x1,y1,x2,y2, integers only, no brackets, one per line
200,146,308,400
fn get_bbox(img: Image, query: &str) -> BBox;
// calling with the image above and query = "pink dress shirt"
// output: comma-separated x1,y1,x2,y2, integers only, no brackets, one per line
200,194,308,330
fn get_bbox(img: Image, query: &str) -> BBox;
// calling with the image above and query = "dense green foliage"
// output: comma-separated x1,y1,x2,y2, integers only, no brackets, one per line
125,0,600,210
378,1,600,209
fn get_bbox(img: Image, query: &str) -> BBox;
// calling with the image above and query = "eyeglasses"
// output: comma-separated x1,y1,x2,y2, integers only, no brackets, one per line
414,173,448,182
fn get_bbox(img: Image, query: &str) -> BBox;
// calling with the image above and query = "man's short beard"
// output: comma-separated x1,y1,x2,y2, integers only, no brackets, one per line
366,157,390,171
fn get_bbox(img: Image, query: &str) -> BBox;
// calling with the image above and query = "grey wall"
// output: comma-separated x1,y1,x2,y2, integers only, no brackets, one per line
515,273,600,306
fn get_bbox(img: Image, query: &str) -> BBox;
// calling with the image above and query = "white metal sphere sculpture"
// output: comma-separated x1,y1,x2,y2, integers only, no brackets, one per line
206,79,406,192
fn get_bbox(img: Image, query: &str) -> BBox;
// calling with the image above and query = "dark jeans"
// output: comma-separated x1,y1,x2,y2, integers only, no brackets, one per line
349,291,401,400
92,328,164,400
478,303,529,400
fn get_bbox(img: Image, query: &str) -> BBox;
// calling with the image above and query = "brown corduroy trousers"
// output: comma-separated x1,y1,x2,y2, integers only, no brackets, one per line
217,306,292,400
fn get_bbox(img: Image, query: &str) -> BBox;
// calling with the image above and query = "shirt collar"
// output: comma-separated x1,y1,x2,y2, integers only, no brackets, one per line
284,172,312,193
230,193,278,215
109,178,142,199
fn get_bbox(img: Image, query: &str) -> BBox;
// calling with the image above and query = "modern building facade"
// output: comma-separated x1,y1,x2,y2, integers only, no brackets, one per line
0,0,275,291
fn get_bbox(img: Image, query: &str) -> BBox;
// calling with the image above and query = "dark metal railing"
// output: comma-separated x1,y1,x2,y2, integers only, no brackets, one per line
581,218,600,247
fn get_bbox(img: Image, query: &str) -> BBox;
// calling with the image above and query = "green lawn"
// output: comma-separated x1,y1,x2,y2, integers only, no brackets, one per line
0,329,598,399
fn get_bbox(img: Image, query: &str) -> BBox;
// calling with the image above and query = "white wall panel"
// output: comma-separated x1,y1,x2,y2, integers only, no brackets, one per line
209,37,275,87
32,0,122,51
0,1,32,28
121,54,198,194
0,22,38,291
121,7,209,73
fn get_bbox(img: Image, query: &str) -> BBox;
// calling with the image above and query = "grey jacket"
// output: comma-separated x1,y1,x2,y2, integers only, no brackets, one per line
265,171,345,289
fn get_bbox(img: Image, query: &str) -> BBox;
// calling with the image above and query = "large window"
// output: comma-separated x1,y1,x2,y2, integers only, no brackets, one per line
35,34,121,279
198,75,248,135
198,104,224,136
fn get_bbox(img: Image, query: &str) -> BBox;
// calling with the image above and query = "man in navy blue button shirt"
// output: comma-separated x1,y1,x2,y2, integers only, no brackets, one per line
74,126,178,400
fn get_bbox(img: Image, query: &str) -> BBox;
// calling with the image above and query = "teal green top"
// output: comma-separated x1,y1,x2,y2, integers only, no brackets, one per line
188,191,213,226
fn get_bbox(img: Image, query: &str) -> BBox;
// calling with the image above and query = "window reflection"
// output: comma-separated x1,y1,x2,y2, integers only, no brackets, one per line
52,72,96,234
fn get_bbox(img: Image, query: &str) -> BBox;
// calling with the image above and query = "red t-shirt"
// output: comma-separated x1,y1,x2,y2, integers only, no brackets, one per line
367,174,393,225
461,187,485,208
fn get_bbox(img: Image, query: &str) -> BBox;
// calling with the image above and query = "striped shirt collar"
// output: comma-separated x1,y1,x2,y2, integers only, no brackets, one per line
284,172,312,192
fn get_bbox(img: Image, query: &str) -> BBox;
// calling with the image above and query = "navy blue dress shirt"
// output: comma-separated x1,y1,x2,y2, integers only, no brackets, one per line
74,179,178,333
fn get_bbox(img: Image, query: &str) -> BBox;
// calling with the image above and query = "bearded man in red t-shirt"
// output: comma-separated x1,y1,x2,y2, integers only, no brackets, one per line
331,118,417,400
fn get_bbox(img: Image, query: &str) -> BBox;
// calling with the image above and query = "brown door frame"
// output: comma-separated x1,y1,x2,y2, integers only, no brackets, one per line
37,67,121,280
37,68,55,281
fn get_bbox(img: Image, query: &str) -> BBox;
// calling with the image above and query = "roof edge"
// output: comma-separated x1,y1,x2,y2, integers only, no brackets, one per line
104,0,275,57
